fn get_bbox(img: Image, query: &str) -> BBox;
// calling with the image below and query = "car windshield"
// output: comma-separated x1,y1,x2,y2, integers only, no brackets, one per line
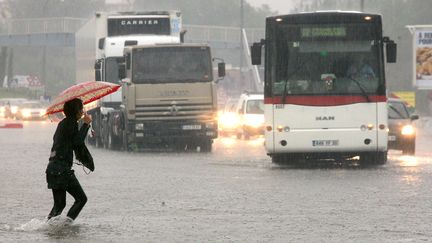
388,101,410,119
246,100,264,114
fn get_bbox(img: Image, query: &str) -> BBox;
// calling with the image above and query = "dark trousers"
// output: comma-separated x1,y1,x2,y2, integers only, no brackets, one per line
47,180,87,220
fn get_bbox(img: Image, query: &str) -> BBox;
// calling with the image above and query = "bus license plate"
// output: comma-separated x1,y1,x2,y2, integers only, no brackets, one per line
312,140,339,146
182,125,202,130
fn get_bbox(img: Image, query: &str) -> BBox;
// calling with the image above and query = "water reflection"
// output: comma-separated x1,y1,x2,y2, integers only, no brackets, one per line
398,155,419,167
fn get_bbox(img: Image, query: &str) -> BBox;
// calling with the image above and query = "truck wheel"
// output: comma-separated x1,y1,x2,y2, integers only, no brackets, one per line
200,139,212,152
121,130,129,151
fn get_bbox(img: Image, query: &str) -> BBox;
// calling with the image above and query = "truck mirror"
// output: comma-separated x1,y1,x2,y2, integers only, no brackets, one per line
386,42,397,63
118,64,126,79
126,53,131,70
251,43,262,65
94,60,101,69
218,62,226,77
98,38,105,50
95,70,101,81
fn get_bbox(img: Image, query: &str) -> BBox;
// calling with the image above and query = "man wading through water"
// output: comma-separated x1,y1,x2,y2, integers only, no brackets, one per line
45,98,93,224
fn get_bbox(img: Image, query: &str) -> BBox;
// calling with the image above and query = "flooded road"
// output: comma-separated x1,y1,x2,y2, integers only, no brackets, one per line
1,121,432,242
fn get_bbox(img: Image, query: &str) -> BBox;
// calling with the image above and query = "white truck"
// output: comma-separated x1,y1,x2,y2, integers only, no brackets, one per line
75,11,183,147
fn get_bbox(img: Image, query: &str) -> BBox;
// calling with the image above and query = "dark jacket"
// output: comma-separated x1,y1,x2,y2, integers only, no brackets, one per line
49,117,90,167
46,117,90,189
75,143,94,172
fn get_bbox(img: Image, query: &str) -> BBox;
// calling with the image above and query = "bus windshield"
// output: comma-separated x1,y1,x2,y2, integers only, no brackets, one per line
132,47,213,84
270,23,383,96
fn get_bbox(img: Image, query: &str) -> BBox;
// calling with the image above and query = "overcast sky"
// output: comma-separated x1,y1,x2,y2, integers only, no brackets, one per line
246,0,297,14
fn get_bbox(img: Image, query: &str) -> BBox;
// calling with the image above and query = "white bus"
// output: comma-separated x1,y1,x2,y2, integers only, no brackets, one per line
251,11,397,165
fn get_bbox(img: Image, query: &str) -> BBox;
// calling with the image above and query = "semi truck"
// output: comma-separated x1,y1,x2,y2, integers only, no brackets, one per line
76,11,224,151
75,11,182,147
107,43,225,151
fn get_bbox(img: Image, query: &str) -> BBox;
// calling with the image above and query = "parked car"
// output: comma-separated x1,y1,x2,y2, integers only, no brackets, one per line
15,101,47,120
387,98,419,155
235,92,264,140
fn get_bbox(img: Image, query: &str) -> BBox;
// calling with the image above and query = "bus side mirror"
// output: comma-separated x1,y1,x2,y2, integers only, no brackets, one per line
98,38,105,50
386,41,397,63
218,62,226,77
251,42,263,65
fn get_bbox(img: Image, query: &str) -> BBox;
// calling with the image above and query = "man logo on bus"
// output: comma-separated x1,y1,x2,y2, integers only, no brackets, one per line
316,116,335,121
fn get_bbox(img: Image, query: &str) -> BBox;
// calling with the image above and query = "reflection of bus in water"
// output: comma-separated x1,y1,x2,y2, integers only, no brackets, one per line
251,12,397,164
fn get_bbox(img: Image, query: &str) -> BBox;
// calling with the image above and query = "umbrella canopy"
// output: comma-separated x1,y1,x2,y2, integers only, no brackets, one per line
45,81,121,115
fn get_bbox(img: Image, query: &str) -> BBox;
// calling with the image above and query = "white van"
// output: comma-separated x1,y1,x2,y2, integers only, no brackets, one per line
235,92,264,139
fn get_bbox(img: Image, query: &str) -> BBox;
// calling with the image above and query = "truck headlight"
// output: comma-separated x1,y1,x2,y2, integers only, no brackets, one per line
135,123,144,130
206,122,215,129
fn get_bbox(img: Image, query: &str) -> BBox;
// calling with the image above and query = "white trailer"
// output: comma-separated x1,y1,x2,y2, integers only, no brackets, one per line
75,11,183,147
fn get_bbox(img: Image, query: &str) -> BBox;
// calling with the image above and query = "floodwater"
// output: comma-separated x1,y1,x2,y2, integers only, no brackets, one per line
1,120,432,242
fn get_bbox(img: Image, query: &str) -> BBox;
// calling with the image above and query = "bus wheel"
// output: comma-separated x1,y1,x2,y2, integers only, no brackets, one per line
272,155,289,164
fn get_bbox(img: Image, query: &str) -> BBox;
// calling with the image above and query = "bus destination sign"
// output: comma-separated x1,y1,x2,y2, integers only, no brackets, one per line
301,27,346,38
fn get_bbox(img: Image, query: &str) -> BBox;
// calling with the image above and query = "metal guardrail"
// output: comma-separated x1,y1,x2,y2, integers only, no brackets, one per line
0,17,265,43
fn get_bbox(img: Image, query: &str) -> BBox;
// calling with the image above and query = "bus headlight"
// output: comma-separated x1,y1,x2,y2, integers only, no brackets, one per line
401,125,415,136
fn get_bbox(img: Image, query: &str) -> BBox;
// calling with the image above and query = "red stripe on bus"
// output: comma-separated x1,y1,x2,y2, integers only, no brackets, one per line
264,95,387,106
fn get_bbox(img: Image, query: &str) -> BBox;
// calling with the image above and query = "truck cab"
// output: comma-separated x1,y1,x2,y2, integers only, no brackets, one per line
114,43,225,151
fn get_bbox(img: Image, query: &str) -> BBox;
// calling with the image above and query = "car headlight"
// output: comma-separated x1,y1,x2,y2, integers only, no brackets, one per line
11,106,18,114
219,113,239,129
401,125,415,136
21,109,31,118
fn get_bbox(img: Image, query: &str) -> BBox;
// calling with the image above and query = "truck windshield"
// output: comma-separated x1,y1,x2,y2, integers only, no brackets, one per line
132,47,213,83
270,23,384,96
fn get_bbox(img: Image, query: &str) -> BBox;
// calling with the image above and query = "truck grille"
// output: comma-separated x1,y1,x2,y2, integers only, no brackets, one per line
135,102,215,120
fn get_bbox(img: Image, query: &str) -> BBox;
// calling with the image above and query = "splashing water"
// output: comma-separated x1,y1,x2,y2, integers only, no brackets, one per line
3,216,75,233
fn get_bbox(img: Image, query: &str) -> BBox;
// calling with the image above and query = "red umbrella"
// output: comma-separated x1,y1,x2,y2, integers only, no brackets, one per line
45,81,121,115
